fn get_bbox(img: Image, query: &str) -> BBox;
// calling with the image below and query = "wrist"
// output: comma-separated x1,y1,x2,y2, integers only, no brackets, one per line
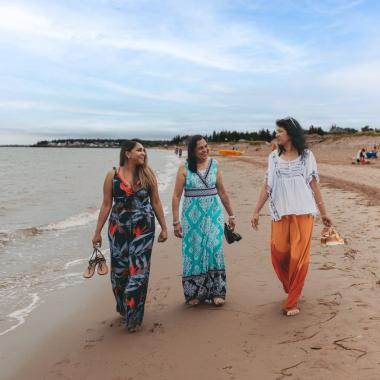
173,220,180,226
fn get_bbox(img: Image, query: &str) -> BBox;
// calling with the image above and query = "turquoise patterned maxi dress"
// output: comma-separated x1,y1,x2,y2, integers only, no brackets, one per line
181,158,226,302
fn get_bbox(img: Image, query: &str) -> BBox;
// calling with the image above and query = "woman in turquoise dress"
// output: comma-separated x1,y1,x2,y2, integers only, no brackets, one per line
172,135,236,306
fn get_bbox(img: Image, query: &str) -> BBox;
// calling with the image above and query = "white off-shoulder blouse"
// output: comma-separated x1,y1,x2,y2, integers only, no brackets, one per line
266,149,319,221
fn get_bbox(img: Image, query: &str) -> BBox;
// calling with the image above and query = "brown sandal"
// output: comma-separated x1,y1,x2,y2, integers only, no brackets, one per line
96,250,109,275
321,226,345,246
83,249,98,278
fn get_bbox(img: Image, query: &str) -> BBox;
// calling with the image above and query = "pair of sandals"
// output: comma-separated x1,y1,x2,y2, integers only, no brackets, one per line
321,226,345,246
83,248,109,278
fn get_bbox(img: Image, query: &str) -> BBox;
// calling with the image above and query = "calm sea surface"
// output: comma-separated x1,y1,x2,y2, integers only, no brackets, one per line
0,147,179,336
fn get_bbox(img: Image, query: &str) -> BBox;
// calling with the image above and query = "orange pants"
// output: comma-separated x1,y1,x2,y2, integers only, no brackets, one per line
271,215,314,311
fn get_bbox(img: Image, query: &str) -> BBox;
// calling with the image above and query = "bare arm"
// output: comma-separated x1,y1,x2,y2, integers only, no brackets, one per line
216,168,235,229
149,176,168,242
172,165,186,238
92,171,114,247
309,178,332,227
251,181,269,230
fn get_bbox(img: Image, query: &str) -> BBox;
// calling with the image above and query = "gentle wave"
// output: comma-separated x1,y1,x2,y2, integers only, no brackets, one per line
39,211,99,231
0,293,40,336
0,211,99,248
64,258,87,270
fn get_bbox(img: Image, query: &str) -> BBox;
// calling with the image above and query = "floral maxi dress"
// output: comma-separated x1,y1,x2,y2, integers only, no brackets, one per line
108,167,155,330
181,158,226,302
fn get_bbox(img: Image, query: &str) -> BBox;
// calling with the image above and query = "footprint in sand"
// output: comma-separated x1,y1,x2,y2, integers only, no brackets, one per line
84,329,104,349
54,358,71,366
152,285,171,309
344,248,359,259
354,300,369,307
149,322,164,334
318,292,342,307
318,262,336,270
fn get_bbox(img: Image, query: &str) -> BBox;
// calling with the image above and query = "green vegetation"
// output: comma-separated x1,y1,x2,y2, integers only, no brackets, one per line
32,138,170,148
32,125,379,148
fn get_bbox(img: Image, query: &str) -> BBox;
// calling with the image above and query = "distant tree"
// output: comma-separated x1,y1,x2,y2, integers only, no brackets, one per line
329,124,357,134
308,125,326,135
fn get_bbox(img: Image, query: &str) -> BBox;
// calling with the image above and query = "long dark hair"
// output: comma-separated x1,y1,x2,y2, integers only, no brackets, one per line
276,117,308,156
119,140,156,190
187,134,206,173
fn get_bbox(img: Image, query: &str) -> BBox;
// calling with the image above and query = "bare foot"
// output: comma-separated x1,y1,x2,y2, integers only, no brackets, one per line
213,297,225,306
188,299,200,306
283,308,300,317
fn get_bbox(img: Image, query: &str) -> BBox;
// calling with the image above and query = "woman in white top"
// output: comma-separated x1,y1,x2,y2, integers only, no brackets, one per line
251,117,332,316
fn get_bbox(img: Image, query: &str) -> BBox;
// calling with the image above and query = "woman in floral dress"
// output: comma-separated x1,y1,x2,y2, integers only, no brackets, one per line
92,140,167,332
172,135,235,306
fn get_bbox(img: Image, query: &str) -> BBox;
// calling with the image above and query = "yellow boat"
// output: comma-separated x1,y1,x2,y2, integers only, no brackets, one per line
218,149,243,156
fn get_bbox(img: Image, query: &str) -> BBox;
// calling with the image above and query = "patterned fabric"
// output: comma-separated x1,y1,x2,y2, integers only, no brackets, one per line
108,168,155,331
184,187,218,197
181,158,226,302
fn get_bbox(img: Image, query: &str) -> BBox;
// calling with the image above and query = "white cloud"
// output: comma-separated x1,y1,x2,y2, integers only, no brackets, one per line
0,3,307,73
319,62,380,95
0,101,138,117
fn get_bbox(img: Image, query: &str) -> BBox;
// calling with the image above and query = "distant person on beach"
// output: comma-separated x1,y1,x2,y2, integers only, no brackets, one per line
178,147,183,158
172,135,235,306
92,140,168,332
355,149,361,164
360,148,370,164
366,145,378,159
251,117,332,317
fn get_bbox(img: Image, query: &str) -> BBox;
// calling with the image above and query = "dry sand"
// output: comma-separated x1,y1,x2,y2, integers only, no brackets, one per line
3,136,380,380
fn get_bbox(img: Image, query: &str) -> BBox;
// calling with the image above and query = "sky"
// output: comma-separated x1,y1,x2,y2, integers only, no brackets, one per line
1,0,380,144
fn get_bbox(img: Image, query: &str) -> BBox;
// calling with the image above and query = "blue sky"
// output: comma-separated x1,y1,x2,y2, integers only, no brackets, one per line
1,0,380,144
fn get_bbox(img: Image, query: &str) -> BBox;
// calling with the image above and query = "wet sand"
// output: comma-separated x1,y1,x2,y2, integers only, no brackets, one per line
3,138,380,380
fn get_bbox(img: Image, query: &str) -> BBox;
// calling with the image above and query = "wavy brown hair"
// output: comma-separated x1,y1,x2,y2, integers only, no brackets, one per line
119,140,156,190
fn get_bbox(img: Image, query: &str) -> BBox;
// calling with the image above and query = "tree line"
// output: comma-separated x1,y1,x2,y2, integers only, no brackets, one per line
33,124,379,147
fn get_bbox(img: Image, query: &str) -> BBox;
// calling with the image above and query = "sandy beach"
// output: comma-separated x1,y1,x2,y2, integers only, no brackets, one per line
3,136,380,380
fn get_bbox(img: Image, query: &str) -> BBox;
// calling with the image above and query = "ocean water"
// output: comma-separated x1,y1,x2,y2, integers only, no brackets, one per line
0,147,180,336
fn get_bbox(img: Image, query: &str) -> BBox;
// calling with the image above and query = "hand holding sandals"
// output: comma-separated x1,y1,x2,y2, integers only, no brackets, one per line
83,247,109,279
321,214,332,227
92,233,102,248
